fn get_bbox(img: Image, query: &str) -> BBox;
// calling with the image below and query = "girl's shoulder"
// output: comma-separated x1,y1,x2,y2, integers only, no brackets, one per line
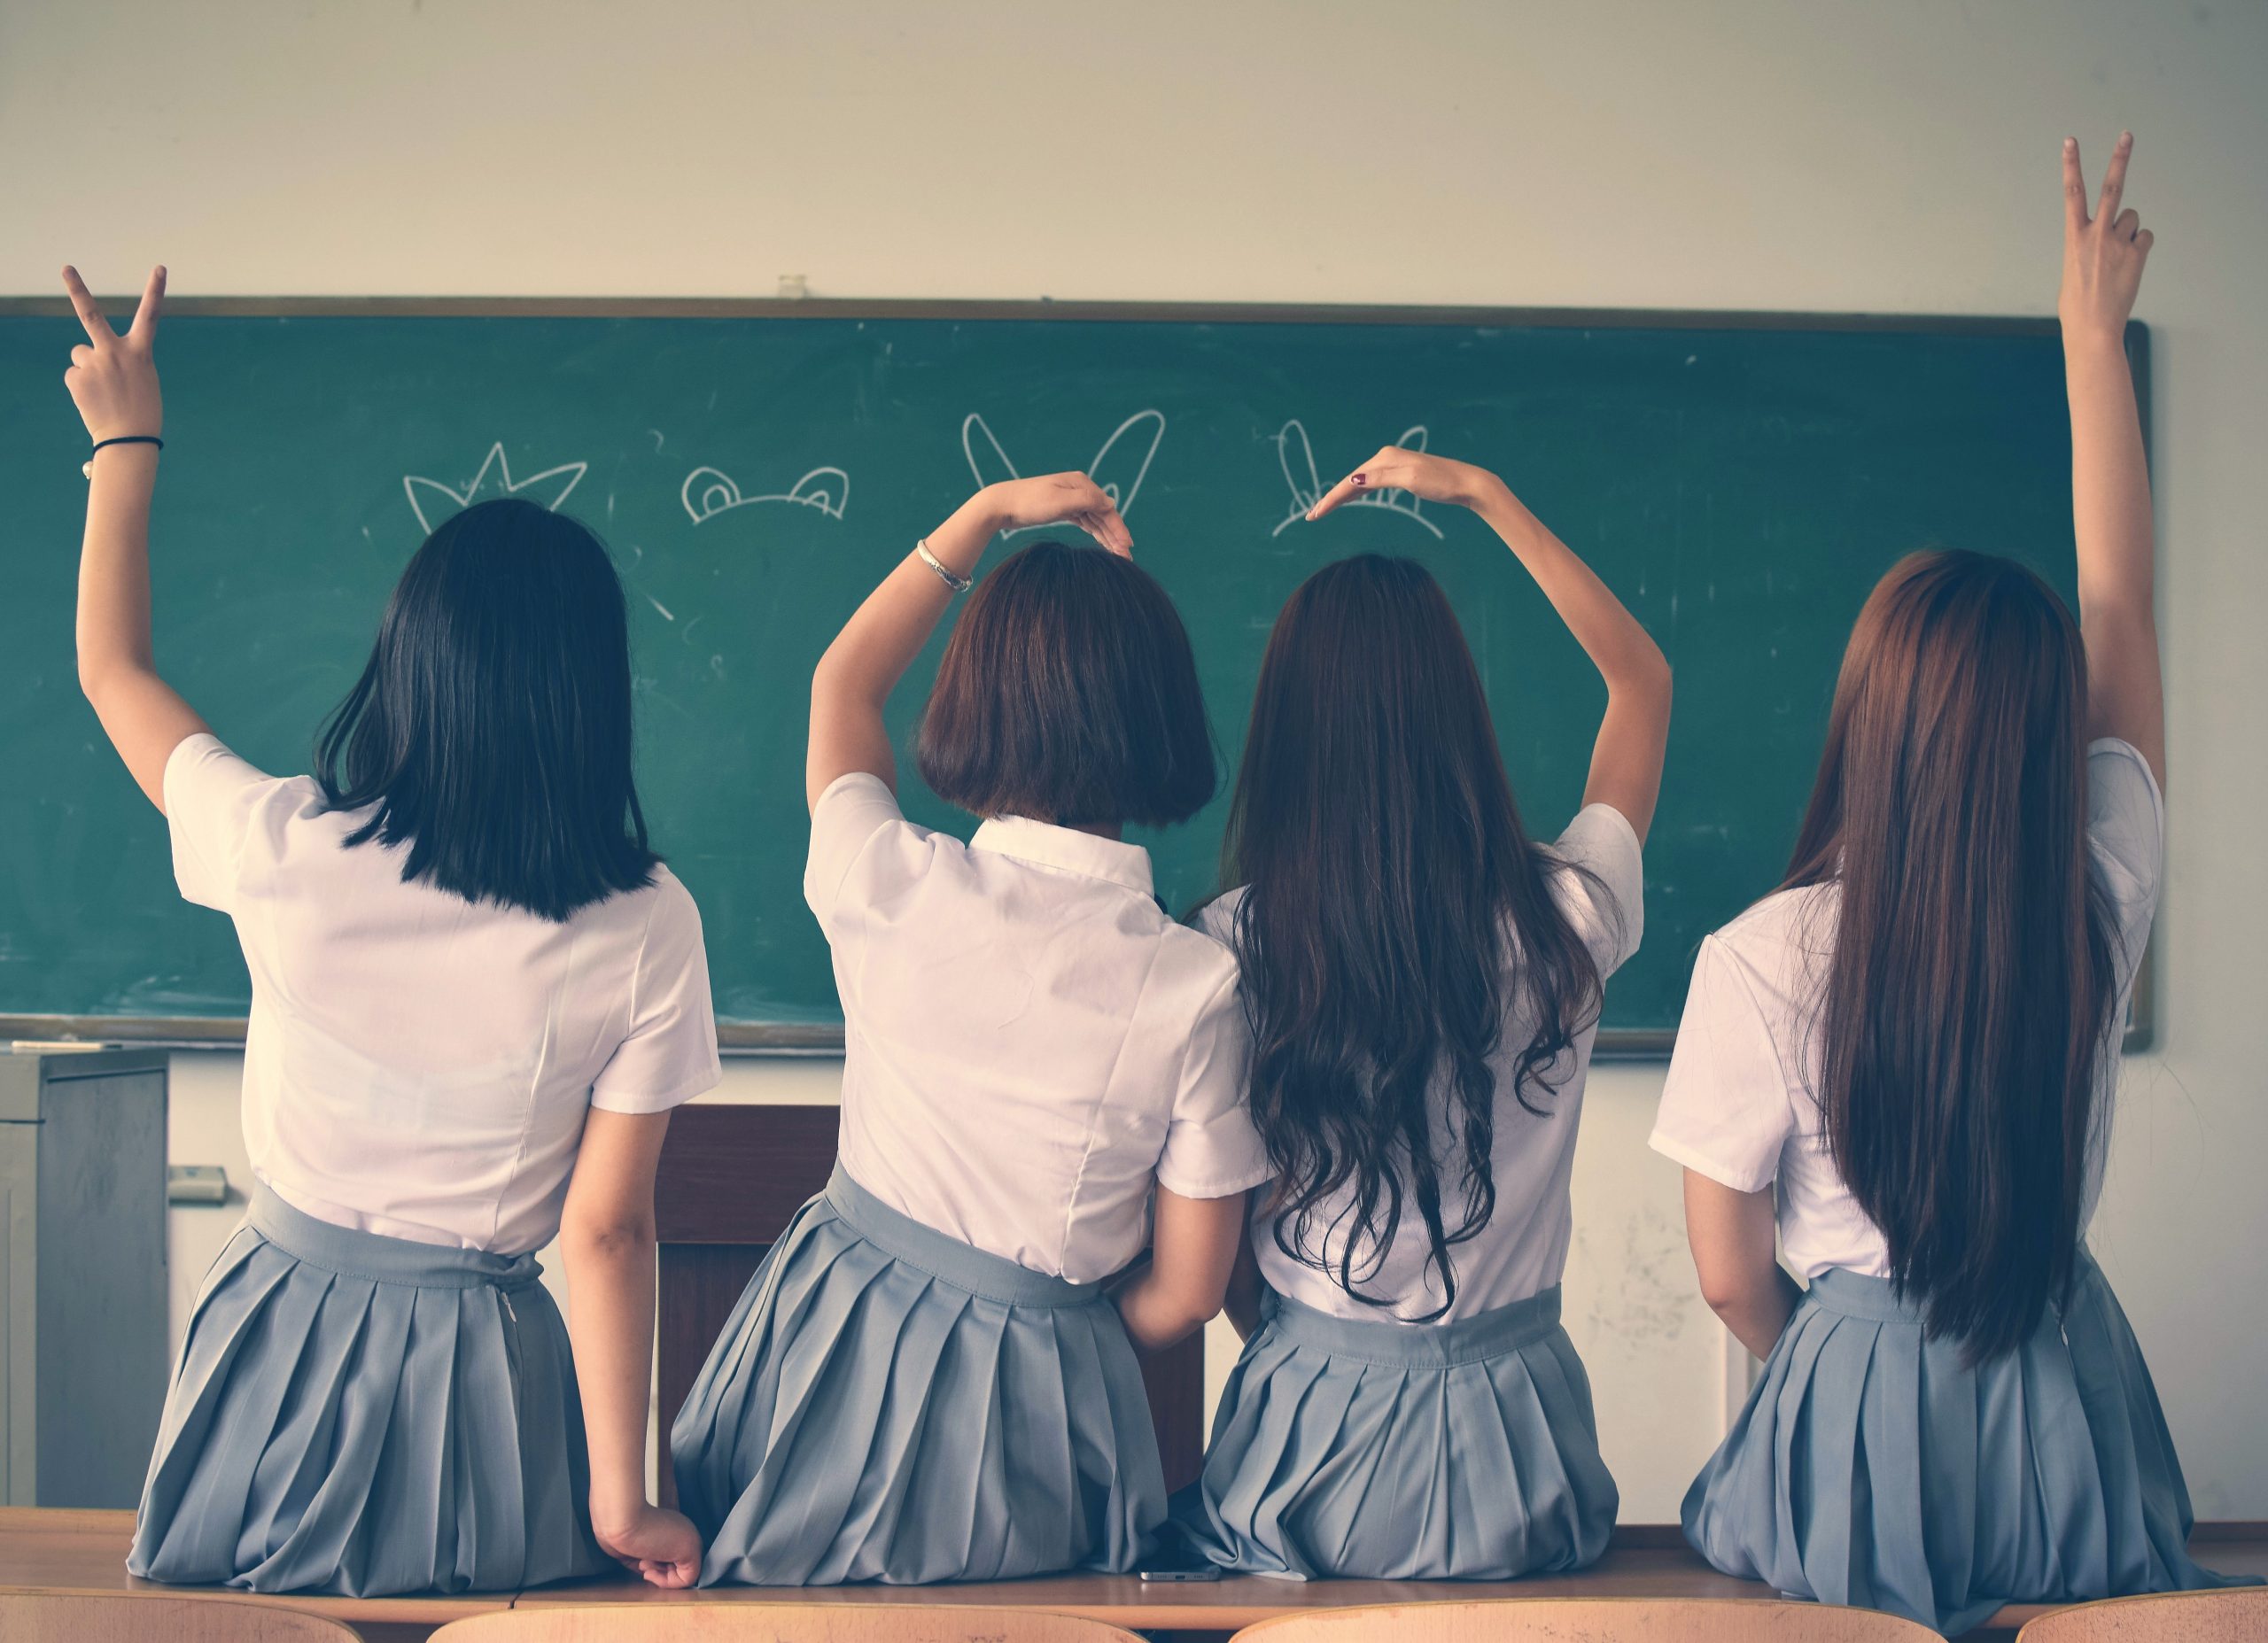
1703,882,1838,1024
1188,886,1246,949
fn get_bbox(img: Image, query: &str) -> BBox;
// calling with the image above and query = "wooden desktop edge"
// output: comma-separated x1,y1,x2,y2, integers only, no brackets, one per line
0,1511,2255,1626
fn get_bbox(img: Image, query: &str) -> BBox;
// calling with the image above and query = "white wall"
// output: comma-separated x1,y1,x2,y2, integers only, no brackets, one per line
12,0,2262,1518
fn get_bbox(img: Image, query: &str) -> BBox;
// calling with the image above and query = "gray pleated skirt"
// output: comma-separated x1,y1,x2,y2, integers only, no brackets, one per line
1184,1283,1619,1579
1683,1252,2262,1636
669,1166,1165,1586
129,1186,610,1597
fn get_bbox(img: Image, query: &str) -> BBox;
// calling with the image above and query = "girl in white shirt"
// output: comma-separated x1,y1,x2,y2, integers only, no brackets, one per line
1182,448,1672,1578
672,474,1270,1585
1651,136,2255,1633
58,267,720,1596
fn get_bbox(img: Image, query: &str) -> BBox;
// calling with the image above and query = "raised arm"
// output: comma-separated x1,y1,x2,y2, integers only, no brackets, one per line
805,474,1131,810
1309,449,1673,841
62,265,207,810
2060,133,2163,787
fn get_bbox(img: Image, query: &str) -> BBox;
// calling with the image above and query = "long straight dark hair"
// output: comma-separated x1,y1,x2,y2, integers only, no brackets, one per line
1218,554,1606,1318
1786,549,2117,1360
316,498,658,922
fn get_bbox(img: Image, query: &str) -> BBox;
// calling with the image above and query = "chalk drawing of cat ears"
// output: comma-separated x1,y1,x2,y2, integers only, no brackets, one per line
403,442,587,535
680,464,850,525
961,409,1167,531
1271,422,1443,539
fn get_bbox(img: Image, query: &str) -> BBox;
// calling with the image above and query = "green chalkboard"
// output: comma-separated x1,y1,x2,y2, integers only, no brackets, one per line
0,300,2132,1050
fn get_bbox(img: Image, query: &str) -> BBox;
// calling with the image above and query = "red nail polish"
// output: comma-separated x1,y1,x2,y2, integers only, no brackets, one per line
1352,473,1368,488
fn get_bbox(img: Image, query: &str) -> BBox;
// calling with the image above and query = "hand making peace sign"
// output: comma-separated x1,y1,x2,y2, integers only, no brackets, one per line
61,263,167,446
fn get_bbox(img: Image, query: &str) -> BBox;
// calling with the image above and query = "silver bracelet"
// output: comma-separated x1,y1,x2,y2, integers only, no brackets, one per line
915,537,974,594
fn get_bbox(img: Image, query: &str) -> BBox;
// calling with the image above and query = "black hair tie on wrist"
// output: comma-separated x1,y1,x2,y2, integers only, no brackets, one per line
83,434,163,478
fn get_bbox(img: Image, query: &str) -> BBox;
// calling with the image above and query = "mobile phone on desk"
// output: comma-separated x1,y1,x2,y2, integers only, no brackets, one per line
1137,1530,1223,1582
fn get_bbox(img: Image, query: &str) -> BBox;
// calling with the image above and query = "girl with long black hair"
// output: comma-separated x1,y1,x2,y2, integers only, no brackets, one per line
58,267,719,1595
1652,136,2257,1633
1183,447,1671,1578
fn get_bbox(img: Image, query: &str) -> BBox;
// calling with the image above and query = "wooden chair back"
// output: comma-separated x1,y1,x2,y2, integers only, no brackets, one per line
432,1601,1150,1641
0,1592,361,1641
2016,1586,2268,1642
1230,1596,1946,1641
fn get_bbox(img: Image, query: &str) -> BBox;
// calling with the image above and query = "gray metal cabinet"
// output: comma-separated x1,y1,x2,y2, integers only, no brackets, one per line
0,1049,168,1507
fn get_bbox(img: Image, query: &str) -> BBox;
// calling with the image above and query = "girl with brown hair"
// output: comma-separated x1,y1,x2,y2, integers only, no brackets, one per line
1653,134,2258,1633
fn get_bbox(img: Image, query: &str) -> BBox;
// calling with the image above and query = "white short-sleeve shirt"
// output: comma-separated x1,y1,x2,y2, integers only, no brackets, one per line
167,733,722,1254
1650,739,2163,1280
1200,802,1646,1322
805,772,1272,1283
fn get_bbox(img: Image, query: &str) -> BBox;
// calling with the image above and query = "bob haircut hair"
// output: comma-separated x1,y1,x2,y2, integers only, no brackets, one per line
916,540,1216,828
315,497,659,923
1785,547,2116,1362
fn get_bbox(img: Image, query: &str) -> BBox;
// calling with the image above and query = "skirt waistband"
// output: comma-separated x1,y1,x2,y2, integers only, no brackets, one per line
245,1185,545,1290
1259,1283,1566,1368
1805,1247,2103,1324
823,1166,1103,1309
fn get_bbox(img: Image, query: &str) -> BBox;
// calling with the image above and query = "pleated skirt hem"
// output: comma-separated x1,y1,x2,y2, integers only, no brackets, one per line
669,1166,1166,1586
1682,1252,2264,1636
1184,1284,1619,1580
128,1187,610,1598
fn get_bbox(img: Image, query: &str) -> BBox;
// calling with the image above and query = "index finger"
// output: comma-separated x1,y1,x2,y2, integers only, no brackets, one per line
1307,453,1402,521
128,264,167,345
2062,138,2090,234
58,266,117,347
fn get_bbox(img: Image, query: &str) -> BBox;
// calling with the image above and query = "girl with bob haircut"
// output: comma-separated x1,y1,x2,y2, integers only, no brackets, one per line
1652,136,2257,1632
59,266,720,1596
673,475,1269,1585
1182,447,1671,1578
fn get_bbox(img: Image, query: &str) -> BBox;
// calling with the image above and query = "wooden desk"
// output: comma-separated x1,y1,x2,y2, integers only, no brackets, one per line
652,1103,1210,1502
5,1502,2260,1643
514,1524,2268,1640
0,1507,505,1641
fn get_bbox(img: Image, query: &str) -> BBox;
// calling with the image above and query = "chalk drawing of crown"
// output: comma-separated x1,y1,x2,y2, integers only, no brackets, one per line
403,442,589,535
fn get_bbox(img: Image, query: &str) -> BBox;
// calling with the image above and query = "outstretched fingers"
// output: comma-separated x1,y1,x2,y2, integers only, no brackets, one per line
2098,131,2133,227
1306,447,1399,521
59,265,117,348
1075,507,1134,557
128,265,167,346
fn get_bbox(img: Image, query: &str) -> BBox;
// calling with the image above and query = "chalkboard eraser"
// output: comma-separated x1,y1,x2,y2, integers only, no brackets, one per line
777,275,808,299
167,1164,231,1205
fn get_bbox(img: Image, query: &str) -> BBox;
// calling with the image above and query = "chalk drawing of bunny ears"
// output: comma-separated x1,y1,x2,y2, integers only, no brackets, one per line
961,409,1166,531
404,442,588,534
680,464,850,526
1272,421,1444,539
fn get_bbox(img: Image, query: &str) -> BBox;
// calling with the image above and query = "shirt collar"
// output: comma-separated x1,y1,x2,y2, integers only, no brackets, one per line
968,814,1156,898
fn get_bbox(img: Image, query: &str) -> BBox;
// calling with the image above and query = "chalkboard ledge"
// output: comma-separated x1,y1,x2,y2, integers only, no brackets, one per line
0,1015,2156,1059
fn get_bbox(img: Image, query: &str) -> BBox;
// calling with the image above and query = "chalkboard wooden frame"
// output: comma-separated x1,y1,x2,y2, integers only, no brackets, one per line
0,296,2152,1058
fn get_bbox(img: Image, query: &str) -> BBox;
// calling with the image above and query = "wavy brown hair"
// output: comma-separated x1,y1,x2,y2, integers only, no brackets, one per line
1216,555,1608,1318
1786,549,2117,1360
